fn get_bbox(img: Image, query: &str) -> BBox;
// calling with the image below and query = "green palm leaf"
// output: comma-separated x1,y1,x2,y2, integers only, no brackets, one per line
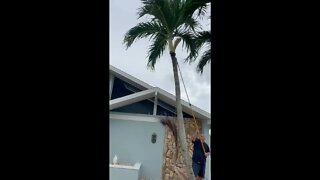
195,30,211,73
197,48,211,73
123,21,167,49
175,30,200,62
147,34,168,69
184,0,210,19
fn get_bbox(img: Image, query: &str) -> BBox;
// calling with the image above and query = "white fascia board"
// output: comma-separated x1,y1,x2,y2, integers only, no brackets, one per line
109,88,156,110
109,112,160,123
109,65,153,90
155,88,211,121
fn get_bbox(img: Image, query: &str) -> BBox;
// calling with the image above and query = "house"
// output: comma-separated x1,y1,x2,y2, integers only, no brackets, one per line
109,65,211,180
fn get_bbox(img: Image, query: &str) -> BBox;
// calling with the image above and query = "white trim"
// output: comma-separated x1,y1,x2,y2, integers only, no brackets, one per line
110,112,160,123
109,88,156,110
109,163,141,170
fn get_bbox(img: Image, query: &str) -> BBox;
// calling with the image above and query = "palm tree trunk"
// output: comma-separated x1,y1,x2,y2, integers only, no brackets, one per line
170,52,195,179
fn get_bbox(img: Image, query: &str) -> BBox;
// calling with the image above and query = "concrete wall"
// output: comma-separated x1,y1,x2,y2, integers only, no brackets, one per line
110,118,165,180
110,164,141,180
110,167,140,180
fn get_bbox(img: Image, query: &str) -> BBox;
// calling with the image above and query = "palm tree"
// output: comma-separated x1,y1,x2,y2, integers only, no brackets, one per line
123,0,208,178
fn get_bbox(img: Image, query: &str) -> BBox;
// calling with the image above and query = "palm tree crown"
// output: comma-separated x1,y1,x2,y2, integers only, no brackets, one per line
123,0,209,69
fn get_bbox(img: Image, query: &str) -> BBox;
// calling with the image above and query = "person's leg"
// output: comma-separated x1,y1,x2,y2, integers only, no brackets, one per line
192,161,200,178
197,163,206,180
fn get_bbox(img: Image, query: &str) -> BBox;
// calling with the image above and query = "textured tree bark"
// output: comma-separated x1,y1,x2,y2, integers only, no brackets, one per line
170,52,195,180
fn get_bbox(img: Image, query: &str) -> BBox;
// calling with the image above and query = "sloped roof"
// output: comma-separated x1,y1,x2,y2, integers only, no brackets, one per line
109,65,211,121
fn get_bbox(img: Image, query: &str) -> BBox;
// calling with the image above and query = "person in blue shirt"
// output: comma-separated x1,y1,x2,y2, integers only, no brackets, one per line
192,130,210,180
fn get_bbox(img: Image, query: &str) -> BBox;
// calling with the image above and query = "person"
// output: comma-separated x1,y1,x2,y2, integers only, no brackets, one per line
192,130,210,180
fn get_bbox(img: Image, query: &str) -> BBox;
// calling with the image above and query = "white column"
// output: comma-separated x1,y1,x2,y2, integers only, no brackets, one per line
153,91,158,115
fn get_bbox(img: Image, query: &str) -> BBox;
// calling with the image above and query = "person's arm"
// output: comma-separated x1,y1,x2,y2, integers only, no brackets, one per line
204,144,210,157
205,152,210,157
192,130,199,142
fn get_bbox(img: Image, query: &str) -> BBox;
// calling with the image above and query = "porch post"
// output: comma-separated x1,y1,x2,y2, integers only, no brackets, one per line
153,91,158,115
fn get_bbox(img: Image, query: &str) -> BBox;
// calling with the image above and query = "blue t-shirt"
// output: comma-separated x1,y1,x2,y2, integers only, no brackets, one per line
192,138,210,164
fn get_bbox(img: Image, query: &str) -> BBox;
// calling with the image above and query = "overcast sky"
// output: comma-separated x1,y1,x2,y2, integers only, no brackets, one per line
110,0,211,113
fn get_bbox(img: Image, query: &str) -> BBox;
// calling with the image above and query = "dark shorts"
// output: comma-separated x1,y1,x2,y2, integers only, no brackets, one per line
192,161,206,178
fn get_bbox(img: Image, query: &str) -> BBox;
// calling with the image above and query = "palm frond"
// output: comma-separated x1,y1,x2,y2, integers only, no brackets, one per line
175,31,200,62
137,0,174,33
138,0,203,35
181,16,200,32
168,0,184,31
184,0,210,19
195,31,211,74
147,34,168,70
123,21,166,49
137,0,156,18
195,3,208,18
195,30,211,48
197,30,211,42
173,0,208,34
197,48,211,74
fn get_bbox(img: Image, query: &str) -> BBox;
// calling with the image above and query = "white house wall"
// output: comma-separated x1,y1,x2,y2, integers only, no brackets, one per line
109,113,165,180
